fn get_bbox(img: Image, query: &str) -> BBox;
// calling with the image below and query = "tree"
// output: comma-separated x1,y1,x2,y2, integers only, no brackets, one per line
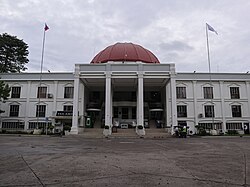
0,79,10,113
0,33,29,73
0,79,10,102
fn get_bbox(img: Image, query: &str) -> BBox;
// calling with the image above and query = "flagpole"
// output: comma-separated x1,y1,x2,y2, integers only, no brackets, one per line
37,24,47,131
40,26,46,79
206,24,212,76
205,23,215,131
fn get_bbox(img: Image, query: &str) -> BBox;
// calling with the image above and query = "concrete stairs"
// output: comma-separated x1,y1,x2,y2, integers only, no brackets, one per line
78,128,139,138
145,128,172,139
78,128,104,138
111,128,138,138
75,127,171,139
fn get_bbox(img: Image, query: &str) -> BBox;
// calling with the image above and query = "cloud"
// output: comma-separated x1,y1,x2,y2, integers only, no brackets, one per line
1,0,250,73
159,41,193,52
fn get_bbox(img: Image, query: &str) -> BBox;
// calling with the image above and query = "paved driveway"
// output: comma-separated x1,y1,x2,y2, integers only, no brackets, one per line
0,135,249,186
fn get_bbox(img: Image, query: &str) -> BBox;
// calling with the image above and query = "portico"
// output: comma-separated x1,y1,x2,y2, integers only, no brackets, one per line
71,62,177,136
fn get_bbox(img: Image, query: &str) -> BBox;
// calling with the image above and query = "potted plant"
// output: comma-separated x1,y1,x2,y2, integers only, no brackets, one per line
63,125,71,136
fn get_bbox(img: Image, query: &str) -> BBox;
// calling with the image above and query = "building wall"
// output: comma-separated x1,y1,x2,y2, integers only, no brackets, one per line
175,73,250,134
0,73,74,131
0,71,250,134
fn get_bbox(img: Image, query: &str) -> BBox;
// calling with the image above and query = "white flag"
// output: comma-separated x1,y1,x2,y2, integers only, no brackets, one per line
206,23,218,35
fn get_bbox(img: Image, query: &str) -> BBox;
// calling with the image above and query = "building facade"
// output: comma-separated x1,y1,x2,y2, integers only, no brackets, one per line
0,43,250,136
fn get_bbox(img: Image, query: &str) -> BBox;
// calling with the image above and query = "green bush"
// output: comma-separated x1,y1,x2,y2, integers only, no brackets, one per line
199,129,208,136
195,125,209,136
1,130,6,133
63,125,71,131
226,130,239,135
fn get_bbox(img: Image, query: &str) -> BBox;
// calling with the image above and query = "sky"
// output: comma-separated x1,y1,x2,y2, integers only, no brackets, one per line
1,0,250,73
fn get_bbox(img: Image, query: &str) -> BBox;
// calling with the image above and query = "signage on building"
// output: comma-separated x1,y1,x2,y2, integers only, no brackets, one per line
56,111,73,116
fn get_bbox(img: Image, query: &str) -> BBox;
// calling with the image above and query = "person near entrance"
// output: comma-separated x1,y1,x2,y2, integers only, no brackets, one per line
174,126,179,137
179,126,187,138
244,123,249,134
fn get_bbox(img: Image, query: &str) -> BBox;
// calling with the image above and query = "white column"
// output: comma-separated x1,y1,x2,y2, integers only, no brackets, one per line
71,67,80,134
110,88,113,125
170,75,177,134
105,74,112,126
137,88,139,124
103,71,112,136
192,81,198,127
49,81,58,132
52,81,58,114
219,81,226,133
165,82,170,127
136,73,145,136
24,81,31,131
246,81,250,120
79,82,85,129
137,74,144,126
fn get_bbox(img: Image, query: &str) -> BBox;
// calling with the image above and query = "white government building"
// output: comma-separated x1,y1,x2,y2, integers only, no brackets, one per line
0,43,250,136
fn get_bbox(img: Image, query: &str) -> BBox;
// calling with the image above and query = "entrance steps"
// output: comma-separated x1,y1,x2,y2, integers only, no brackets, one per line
75,127,171,139
77,128,138,138
78,128,104,138
145,128,172,139
111,128,138,138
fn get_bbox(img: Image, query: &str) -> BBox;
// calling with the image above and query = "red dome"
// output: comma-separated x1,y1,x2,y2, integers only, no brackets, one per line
91,42,160,64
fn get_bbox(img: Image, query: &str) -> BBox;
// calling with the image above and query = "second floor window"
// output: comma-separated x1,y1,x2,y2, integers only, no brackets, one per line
177,105,187,117
63,105,73,112
231,105,242,117
113,107,119,118
204,105,214,118
36,105,46,117
230,87,240,99
11,87,21,98
203,87,213,99
9,105,19,117
37,87,47,98
176,87,186,99
64,87,74,98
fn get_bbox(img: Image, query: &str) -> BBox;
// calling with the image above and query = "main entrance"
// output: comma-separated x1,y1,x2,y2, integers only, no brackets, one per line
113,106,137,128
72,62,176,135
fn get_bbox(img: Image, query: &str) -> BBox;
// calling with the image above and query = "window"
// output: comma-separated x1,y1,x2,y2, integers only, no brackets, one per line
36,105,46,117
9,105,19,117
64,87,74,98
178,121,187,127
11,87,21,98
92,92,100,100
28,122,51,129
113,107,119,118
63,105,73,112
226,123,242,130
230,87,240,99
203,87,213,99
199,123,222,130
37,87,47,98
177,105,187,117
204,105,214,118
132,92,136,101
122,108,129,119
2,122,24,129
150,92,161,102
176,87,186,99
132,107,136,119
231,105,242,117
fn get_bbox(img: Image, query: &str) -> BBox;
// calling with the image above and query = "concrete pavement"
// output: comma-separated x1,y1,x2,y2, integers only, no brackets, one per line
0,135,249,186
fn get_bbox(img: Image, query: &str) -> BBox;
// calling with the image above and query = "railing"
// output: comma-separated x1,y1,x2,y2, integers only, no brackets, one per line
149,103,163,109
86,102,101,109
